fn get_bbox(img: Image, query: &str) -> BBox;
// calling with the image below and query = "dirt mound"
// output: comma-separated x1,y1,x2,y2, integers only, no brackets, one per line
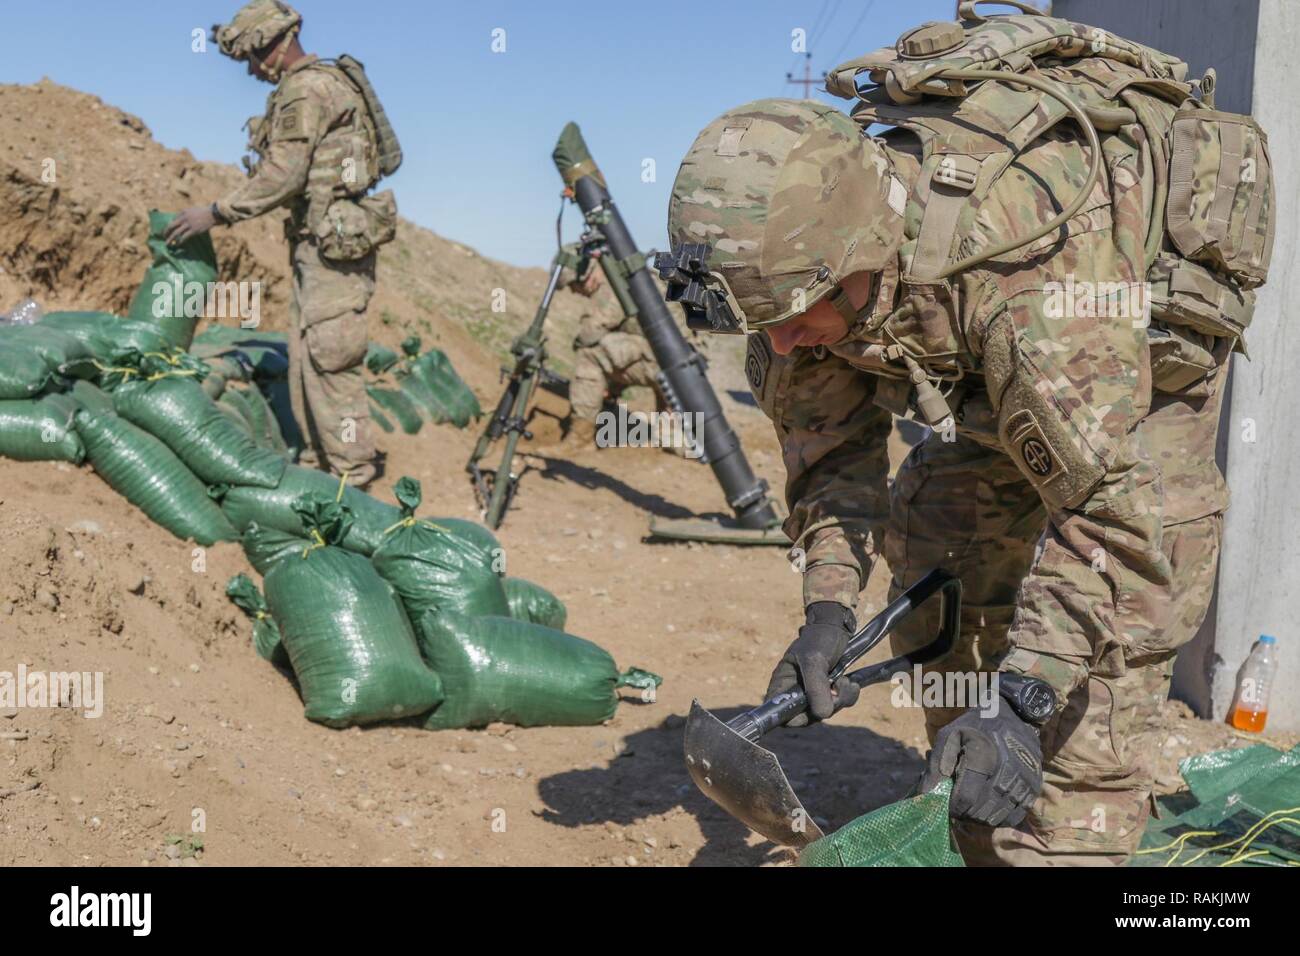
0,79,619,398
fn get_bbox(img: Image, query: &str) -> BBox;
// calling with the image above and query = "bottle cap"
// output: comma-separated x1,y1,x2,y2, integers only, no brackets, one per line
1260,634,1277,645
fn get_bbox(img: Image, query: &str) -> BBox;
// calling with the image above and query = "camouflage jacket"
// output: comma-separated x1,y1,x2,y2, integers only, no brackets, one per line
216,55,378,231
751,109,1226,694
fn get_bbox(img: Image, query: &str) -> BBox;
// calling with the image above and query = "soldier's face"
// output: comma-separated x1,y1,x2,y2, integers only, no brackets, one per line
766,307,849,355
247,51,274,82
764,270,875,355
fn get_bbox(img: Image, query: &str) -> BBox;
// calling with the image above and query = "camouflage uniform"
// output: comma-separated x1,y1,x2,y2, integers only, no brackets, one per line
214,1,386,486
673,83,1250,863
569,309,710,422
568,312,661,421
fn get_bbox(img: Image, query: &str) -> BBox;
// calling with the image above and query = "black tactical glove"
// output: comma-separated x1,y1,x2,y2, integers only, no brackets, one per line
921,704,1043,827
765,601,860,727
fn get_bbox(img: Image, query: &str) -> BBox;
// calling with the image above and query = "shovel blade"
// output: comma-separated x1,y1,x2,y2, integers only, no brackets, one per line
683,700,824,847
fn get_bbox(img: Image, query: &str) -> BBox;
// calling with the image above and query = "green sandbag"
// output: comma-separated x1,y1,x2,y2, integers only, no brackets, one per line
406,348,481,425
126,209,218,350
369,401,395,434
503,577,568,631
1134,744,1300,867
201,354,250,399
799,781,964,867
217,463,400,555
201,370,227,400
0,342,56,399
190,326,289,380
38,311,173,362
366,384,424,434
246,384,289,453
417,608,661,729
371,477,510,621
395,370,453,424
35,310,115,350
218,386,257,433
110,356,286,488
222,384,287,453
241,521,310,576
262,380,304,456
263,499,443,727
0,325,97,380
366,342,399,375
225,573,288,667
0,393,84,463
216,399,256,438
75,407,238,545
69,379,114,415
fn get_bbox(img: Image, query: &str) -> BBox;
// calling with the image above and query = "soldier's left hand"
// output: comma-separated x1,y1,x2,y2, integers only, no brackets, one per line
921,704,1043,827
165,205,219,246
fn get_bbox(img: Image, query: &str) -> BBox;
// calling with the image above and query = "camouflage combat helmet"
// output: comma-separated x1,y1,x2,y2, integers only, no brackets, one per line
667,98,903,331
213,0,301,61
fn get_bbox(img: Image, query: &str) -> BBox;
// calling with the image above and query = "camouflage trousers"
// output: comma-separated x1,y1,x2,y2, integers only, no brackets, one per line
569,332,659,421
884,357,1230,866
287,238,378,486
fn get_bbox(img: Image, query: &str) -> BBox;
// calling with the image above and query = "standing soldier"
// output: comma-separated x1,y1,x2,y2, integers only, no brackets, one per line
663,14,1271,865
166,0,401,489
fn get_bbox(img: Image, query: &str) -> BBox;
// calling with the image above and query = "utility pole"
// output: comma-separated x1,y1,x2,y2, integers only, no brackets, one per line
786,53,826,99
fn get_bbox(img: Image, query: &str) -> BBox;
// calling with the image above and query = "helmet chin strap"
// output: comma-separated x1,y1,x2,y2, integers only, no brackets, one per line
259,25,299,81
826,286,858,325
826,283,877,327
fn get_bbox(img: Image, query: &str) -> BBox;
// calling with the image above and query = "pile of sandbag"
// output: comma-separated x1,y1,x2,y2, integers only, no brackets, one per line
0,208,479,542
225,478,659,729
1,206,654,733
365,335,482,433
191,327,482,442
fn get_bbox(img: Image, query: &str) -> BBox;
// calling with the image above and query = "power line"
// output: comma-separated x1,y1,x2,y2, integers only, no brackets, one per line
786,0,833,90
807,0,840,52
825,0,879,71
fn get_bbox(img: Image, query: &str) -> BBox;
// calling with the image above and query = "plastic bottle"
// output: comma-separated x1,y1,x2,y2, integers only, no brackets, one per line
0,297,43,326
1229,635,1279,733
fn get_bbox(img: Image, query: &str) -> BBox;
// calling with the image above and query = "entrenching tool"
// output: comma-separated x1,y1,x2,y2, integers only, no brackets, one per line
684,568,962,847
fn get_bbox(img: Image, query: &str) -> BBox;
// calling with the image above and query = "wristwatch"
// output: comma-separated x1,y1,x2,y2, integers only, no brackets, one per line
997,671,1058,725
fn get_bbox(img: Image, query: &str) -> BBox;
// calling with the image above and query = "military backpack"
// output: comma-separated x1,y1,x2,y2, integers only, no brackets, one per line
825,1,1274,397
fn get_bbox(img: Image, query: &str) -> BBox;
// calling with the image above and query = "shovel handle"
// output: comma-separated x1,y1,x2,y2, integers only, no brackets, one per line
726,569,961,743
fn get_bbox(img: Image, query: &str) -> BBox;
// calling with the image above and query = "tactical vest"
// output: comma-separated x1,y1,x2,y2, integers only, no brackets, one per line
244,59,381,208
823,4,1274,423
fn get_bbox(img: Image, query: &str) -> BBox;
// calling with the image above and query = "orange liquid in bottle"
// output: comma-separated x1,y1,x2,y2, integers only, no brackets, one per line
1230,705,1268,733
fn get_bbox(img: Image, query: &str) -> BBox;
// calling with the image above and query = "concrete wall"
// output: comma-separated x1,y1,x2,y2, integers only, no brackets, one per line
1212,0,1299,730
1054,0,1298,730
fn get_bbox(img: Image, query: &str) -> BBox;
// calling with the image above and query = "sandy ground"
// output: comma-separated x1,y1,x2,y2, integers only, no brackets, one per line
2,383,1291,868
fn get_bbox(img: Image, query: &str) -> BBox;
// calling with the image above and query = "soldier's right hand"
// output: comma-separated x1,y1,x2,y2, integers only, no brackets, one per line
765,601,859,727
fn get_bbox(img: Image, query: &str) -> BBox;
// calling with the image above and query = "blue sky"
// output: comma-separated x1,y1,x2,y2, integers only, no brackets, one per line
2,0,964,267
